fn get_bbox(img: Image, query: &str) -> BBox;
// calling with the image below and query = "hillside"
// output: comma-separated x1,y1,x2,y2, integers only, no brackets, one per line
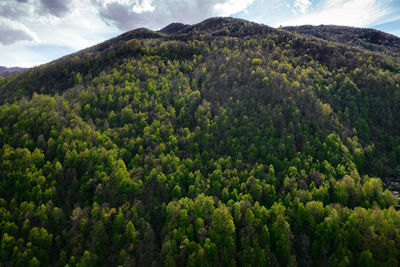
1,17,400,266
158,23,190,34
0,66,27,77
283,24,400,55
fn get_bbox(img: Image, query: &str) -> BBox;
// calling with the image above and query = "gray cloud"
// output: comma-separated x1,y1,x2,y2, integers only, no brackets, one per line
39,0,70,17
0,24,34,45
93,0,242,31
98,2,144,30
0,1,29,19
0,0,70,18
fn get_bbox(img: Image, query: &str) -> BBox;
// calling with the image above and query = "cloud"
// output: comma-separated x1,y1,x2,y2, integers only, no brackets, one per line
372,18,400,37
0,1,30,19
0,27,33,45
0,18,39,45
2,0,398,68
0,42,75,67
31,0,117,50
92,0,155,13
92,0,255,31
282,0,388,27
39,0,70,17
0,0,117,67
214,0,255,17
97,2,144,30
1,0,70,19
131,0,155,13
293,0,312,14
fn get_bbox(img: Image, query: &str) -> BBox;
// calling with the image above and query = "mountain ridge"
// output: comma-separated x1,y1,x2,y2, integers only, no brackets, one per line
0,66,27,77
2,17,399,104
158,22,190,34
283,24,400,55
3,17,399,79
1,16,400,266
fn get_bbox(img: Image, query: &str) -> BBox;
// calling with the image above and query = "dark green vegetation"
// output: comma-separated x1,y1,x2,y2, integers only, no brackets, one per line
1,17,400,266
283,24,400,55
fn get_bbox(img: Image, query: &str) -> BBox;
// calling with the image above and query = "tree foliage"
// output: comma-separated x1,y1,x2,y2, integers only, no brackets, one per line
0,17,400,266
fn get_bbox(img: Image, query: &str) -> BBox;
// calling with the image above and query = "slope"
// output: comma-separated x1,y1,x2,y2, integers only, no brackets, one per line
158,23,190,34
0,17,400,266
0,66,27,77
283,24,400,56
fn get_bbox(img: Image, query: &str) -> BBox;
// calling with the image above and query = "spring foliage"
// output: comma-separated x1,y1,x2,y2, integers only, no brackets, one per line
0,17,400,266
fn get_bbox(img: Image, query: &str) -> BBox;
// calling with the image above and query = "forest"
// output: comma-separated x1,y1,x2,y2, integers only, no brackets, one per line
1,17,400,266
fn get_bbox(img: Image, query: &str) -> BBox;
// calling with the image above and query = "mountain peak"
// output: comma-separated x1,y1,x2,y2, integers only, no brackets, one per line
158,23,190,34
1,16,400,267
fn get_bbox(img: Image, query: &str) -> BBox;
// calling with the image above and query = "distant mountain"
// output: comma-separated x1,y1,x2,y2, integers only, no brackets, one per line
0,66,26,76
1,17,400,266
283,24,400,55
158,22,190,34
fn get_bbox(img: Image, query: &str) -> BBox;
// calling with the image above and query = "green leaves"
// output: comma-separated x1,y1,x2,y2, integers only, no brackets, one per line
1,17,400,267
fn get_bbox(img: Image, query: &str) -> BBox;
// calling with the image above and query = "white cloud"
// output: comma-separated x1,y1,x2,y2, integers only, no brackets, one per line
92,0,255,31
282,0,388,27
214,0,255,17
0,0,116,67
37,0,115,49
0,0,256,67
293,0,312,14
132,0,155,13
93,0,155,13
0,43,50,67
0,18,40,45
2,0,395,68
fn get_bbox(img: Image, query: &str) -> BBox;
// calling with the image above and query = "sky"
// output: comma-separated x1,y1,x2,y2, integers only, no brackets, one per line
1,0,400,68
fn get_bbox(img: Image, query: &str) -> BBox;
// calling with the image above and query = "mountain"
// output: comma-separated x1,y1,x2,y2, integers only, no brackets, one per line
1,17,400,266
283,24,400,55
158,22,190,34
0,66,26,76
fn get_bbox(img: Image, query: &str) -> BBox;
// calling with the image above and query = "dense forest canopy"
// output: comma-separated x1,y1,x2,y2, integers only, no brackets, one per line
1,17,400,266
283,24,400,55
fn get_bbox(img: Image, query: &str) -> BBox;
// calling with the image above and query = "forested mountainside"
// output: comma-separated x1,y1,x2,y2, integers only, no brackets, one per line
158,23,190,34
283,24,400,55
1,17,400,266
